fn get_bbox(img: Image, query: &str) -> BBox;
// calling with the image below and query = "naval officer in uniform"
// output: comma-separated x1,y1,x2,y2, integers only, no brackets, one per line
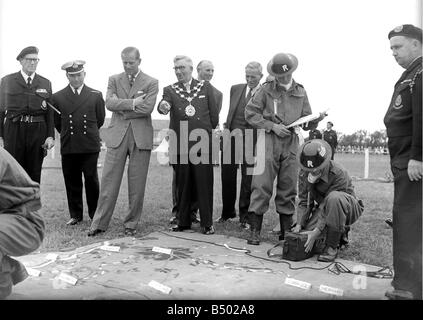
0,46,54,183
52,61,105,226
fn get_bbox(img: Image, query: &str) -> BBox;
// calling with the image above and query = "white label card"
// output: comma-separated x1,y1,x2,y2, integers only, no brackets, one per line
285,277,311,290
319,285,344,296
57,273,78,285
152,247,172,255
148,280,172,294
99,245,120,252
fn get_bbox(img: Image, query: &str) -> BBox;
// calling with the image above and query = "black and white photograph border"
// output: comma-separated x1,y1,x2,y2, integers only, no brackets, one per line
0,0,421,312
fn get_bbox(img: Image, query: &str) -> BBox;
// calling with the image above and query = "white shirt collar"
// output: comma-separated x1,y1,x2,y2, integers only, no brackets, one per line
21,70,35,82
70,84,84,94
184,78,193,91
246,83,261,97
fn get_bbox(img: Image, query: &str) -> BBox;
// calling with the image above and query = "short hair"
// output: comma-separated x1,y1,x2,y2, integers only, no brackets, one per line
245,61,263,74
121,47,140,60
197,60,213,71
327,121,333,126
174,55,193,68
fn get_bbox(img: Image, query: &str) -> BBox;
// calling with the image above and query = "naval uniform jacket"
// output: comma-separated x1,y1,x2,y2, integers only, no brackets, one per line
51,85,105,155
158,79,219,158
0,71,54,139
384,56,422,168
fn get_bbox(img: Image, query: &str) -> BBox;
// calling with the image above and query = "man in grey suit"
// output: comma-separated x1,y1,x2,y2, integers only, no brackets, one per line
88,47,159,237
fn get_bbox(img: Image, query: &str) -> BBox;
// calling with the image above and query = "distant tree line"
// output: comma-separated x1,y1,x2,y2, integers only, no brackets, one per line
337,129,387,149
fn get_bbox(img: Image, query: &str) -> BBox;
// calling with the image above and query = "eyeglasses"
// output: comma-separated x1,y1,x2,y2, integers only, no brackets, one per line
173,66,186,71
24,58,40,63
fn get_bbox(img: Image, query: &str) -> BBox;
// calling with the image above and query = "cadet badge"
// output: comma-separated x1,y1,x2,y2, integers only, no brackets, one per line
393,94,403,109
394,25,403,32
41,100,47,110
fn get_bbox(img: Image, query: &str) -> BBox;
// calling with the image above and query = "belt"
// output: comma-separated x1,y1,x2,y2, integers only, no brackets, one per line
11,115,46,123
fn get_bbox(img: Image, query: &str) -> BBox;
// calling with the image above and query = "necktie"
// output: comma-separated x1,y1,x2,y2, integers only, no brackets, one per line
246,88,252,102
129,74,135,87
185,83,190,92
27,77,32,87
74,88,79,95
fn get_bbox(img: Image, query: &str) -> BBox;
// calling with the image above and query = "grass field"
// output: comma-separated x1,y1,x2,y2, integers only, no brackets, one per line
39,150,394,267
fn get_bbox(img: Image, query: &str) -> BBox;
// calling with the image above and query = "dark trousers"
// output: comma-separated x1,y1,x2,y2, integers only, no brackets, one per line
61,153,100,221
174,158,213,228
171,166,198,220
3,119,46,183
392,167,422,299
220,132,256,222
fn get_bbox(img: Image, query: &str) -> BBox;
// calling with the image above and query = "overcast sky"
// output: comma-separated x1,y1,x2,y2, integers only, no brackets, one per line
0,0,421,134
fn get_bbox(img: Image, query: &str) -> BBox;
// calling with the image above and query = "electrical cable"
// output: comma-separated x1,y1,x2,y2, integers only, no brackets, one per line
157,230,393,278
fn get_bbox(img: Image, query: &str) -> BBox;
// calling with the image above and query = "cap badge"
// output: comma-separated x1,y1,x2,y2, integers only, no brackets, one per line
41,100,47,110
72,62,79,69
307,160,314,168
394,25,403,33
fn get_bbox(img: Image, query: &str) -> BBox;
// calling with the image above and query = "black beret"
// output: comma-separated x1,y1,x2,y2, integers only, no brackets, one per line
16,46,39,61
388,24,422,42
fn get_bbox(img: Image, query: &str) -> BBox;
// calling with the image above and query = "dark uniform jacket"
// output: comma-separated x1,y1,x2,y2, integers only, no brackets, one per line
158,79,219,156
0,71,54,139
384,56,422,169
323,129,337,150
52,85,105,155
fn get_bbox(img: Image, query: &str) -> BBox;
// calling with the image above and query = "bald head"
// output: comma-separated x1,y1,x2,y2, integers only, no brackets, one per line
197,60,214,81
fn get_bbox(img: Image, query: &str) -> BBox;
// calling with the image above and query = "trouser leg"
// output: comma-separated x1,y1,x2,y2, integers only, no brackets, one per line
221,136,237,219
193,161,214,228
125,133,151,229
25,122,46,184
90,139,128,231
62,154,83,221
175,163,192,228
82,153,100,219
392,167,422,299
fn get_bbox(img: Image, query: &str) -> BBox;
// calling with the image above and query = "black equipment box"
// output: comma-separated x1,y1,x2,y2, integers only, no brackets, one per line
282,231,325,261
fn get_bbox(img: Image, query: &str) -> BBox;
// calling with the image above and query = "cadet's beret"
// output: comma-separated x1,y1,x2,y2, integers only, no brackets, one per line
61,60,86,74
267,53,298,77
388,24,422,42
16,46,39,61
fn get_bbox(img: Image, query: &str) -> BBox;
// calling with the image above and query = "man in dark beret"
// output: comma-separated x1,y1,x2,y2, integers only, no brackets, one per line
0,46,54,183
384,24,422,300
51,61,105,226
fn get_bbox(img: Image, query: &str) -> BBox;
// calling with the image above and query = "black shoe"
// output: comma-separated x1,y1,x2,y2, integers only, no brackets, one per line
203,226,215,235
66,218,81,226
169,217,178,225
124,228,137,236
170,225,190,232
88,229,105,237
385,289,414,300
385,218,393,228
